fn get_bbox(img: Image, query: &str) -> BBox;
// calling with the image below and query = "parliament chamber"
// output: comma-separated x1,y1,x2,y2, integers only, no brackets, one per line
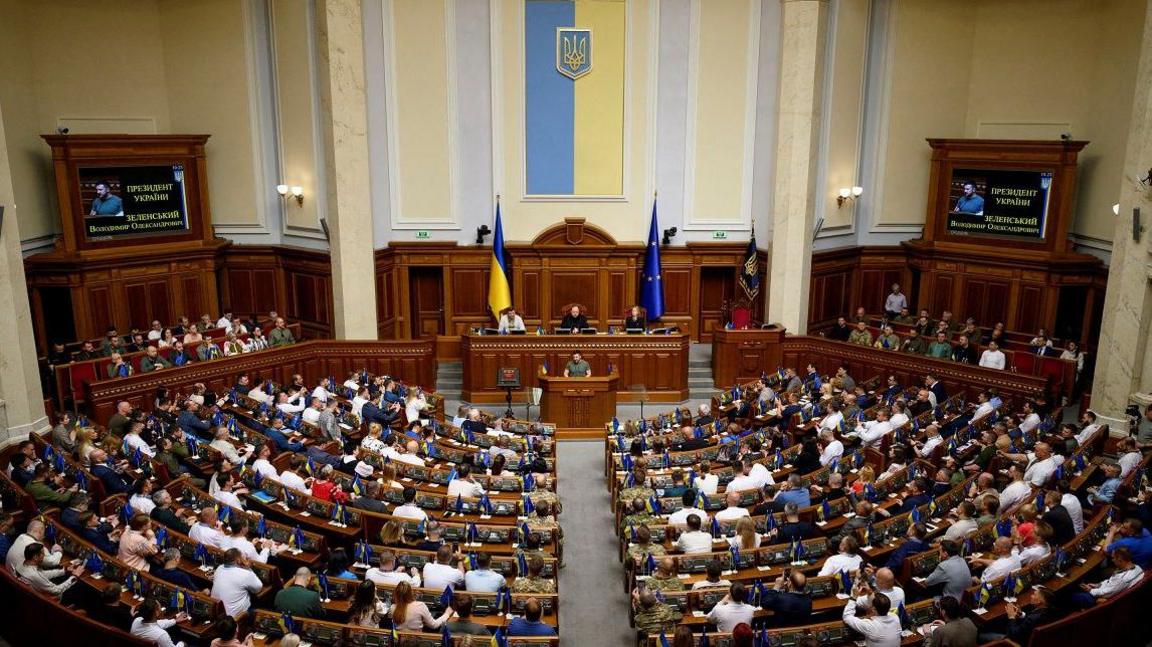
4,1,1152,646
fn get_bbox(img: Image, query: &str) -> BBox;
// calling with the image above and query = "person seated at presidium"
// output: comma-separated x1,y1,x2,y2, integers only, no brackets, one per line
559,305,588,333
563,351,591,378
625,305,647,330
498,307,526,333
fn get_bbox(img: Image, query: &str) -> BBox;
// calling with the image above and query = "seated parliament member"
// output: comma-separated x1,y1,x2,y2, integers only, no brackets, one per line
497,307,526,333
140,345,172,372
625,305,646,330
269,317,296,347
558,305,588,333
563,351,591,377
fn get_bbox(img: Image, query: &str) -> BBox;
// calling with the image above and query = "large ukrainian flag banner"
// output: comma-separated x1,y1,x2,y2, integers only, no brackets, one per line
525,0,625,196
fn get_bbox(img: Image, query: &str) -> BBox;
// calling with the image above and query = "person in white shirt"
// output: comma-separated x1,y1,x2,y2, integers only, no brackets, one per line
447,464,486,499
978,342,1006,370
366,550,422,587
7,520,63,573
123,424,155,458
842,595,902,647
213,472,246,511
1018,402,1042,435
189,509,228,549
818,430,844,467
1116,437,1142,479
211,549,264,617
970,391,996,423
497,307,526,333
129,481,157,516
725,460,760,494
819,404,844,433
222,520,273,563
888,402,910,431
300,398,323,425
1016,535,1050,566
999,465,1032,510
393,487,429,521
859,568,905,614
674,514,716,554
747,458,773,489
276,390,307,415
884,283,907,316
695,464,719,495
714,491,750,523
405,390,429,425
147,321,164,341
1082,546,1143,600
1061,490,1084,534
14,541,82,599
279,459,312,495
1074,411,1100,446
209,427,247,466
130,599,187,647
1003,442,1061,487
252,445,279,481
422,545,465,592
216,313,234,329
855,410,894,449
667,491,710,526
943,501,978,542
974,537,1022,583
914,424,944,459
311,379,334,404
705,583,757,633
248,380,274,404
819,536,864,577
352,389,370,418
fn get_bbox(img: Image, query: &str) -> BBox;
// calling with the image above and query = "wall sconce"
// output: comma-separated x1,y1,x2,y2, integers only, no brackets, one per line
277,184,304,207
836,186,864,208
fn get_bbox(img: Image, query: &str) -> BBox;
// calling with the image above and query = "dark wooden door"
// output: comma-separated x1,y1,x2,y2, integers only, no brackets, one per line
409,267,444,338
698,267,735,342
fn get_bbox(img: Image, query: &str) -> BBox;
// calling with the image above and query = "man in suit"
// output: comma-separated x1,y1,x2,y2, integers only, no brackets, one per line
926,374,947,407
559,305,588,332
266,418,307,453
177,401,212,439
695,403,714,428
89,449,133,494
760,570,812,627
671,425,709,452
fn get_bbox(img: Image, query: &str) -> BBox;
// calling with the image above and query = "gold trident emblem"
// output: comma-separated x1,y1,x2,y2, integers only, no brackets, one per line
562,34,587,73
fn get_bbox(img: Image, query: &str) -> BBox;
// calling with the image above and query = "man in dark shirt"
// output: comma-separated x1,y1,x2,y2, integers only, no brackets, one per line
897,479,932,514
150,490,193,535
155,548,197,589
177,402,211,439
670,426,709,452
775,503,816,543
79,512,119,554
89,449,133,495
885,523,930,571
1041,491,1075,546
9,453,35,488
761,570,813,627
558,305,588,332
266,419,306,453
827,317,852,342
87,583,136,632
445,594,491,636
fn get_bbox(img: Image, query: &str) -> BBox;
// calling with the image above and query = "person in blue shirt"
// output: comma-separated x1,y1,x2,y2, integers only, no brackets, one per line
266,419,306,453
953,182,984,214
1087,463,1122,505
177,401,212,439
897,479,933,514
462,552,506,593
506,598,556,636
774,474,811,511
885,523,930,571
79,512,119,554
1105,518,1152,569
325,548,359,580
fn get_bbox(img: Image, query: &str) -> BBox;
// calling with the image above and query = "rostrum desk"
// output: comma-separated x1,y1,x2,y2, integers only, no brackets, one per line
460,332,689,430
538,374,619,438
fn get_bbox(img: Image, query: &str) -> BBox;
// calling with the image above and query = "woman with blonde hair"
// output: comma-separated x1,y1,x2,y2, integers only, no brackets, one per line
728,515,761,551
851,465,875,497
378,463,402,490
405,388,429,426
76,427,100,466
379,520,415,547
390,581,455,631
361,422,386,454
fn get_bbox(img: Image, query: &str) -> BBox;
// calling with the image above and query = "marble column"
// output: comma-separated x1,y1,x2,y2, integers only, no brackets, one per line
315,0,379,339
1092,0,1152,434
0,99,51,443
767,0,828,334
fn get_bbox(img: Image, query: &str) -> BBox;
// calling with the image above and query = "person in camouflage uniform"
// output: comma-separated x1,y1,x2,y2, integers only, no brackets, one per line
618,466,655,504
627,525,666,567
644,557,685,592
526,500,564,568
619,498,652,533
511,555,556,593
632,589,680,635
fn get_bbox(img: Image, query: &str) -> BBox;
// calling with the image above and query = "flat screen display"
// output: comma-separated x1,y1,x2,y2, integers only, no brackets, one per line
945,168,1053,239
80,164,189,241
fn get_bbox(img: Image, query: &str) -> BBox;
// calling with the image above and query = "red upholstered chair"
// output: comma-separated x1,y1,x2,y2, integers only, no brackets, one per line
730,306,752,329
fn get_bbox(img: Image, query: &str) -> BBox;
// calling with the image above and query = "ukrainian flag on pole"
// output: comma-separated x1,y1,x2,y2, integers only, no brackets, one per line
488,198,512,318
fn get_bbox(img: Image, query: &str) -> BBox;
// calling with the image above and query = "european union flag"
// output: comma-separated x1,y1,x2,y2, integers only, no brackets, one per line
639,197,665,319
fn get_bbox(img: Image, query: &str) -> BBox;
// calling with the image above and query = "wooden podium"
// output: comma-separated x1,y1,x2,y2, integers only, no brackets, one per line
538,373,619,439
711,326,785,387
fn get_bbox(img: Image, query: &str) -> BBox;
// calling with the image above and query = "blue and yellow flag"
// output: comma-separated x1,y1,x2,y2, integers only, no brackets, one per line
487,200,512,317
639,198,665,320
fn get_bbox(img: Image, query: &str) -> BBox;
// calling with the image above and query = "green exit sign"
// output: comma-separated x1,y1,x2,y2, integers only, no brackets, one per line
415,231,430,239
712,231,727,239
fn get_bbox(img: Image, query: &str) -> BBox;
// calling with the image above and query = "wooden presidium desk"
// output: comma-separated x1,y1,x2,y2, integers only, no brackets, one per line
462,332,689,436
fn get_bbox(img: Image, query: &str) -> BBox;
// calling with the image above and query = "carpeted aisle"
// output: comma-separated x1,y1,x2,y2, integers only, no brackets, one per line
558,440,635,645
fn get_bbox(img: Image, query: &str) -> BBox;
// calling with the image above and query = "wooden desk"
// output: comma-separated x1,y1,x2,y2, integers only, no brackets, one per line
461,332,689,407
539,374,619,439
711,326,785,386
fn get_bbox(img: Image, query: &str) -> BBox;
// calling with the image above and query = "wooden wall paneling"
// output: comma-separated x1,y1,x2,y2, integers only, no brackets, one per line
179,275,201,322
608,271,627,319
451,268,489,320
550,271,600,325
123,282,149,331
931,274,954,316
87,285,112,334
225,268,256,317
520,271,541,320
